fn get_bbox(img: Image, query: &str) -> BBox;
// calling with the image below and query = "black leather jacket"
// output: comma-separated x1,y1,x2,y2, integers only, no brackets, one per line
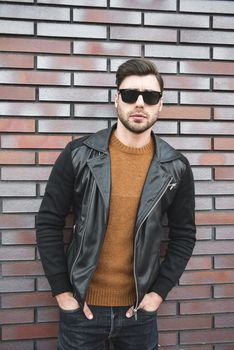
36,125,196,311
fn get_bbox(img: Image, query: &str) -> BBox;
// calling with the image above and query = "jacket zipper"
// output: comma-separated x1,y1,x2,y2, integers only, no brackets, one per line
133,177,176,320
70,181,96,305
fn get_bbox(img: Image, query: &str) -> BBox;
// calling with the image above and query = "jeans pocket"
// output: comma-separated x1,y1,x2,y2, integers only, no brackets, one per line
59,306,81,314
138,308,157,316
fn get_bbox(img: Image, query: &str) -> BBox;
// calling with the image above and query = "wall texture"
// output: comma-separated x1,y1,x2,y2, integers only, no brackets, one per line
0,0,234,349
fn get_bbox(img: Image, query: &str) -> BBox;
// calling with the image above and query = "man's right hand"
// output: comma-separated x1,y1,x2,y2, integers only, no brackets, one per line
56,292,93,320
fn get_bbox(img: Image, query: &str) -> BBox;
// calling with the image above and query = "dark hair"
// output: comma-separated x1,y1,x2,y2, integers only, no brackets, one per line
116,58,164,92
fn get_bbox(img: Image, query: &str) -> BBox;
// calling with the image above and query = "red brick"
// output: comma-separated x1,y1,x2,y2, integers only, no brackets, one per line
180,270,234,285
180,299,234,315
0,309,34,325
163,75,209,90
110,27,177,42
214,108,234,120
0,86,35,101
158,315,212,331
215,346,234,350
0,118,35,132
37,307,59,322
0,70,70,86
160,106,211,120
215,167,234,180
0,102,70,117
73,8,141,24
214,284,234,299
186,256,212,270
38,22,106,39
196,211,234,225
2,230,36,245
1,167,51,181
184,152,234,166
36,339,57,350
39,87,108,102
160,347,212,350
38,151,60,165
0,151,35,165
1,292,56,308
0,183,36,197
1,135,71,149
3,198,41,213
215,314,234,328
0,4,69,21
0,341,34,350
157,302,177,316
0,37,70,54
0,214,34,229
180,0,234,14
180,328,234,345
181,92,234,106
0,53,34,68
158,332,177,347
216,226,234,240
181,30,234,45
0,278,34,293
193,241,234,255
215,196,234,210
214,256,234,269
2,261,43,276
73,41,141,57
0,19,34,35
110,0,176,11
162,137,211,150
214,138,234,150
181,122,234,135
214,77,234,91
37,55,106,71
74,72,115,87
145,44,209,59
167,285,211,301
38,119,113,134
2,323,58,340
180,61,234,75
0,247,35,261
213,47,234,61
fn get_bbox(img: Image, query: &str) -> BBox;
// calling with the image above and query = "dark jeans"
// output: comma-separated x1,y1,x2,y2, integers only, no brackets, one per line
57,305,158,350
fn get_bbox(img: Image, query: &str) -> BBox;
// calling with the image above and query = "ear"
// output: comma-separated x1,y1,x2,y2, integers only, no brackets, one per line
158,96,163,112
114,91,119,108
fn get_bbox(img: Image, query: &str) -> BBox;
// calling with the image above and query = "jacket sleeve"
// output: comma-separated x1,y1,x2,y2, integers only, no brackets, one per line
36,142,74,296
151,158,196,300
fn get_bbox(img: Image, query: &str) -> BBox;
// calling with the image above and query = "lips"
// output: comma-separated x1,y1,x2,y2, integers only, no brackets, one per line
130,113,146,120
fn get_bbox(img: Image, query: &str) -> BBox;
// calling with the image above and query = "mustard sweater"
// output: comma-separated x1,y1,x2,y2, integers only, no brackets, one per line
86,133,154,306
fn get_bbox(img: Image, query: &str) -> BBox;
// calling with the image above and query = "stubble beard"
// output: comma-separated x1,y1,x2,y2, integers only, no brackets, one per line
116,107,158,134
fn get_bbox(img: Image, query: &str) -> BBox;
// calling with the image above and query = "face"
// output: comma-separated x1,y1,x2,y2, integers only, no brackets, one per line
115,74,163,134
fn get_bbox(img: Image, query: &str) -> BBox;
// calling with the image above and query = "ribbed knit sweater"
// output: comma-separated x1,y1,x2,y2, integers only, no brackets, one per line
86,132,154,306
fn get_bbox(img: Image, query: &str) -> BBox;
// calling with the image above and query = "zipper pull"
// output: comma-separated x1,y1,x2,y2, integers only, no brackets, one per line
169,182,176,191
133,308,138,321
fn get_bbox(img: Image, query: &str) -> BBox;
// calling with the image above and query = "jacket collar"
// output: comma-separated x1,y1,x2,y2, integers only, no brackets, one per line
83,123,181,163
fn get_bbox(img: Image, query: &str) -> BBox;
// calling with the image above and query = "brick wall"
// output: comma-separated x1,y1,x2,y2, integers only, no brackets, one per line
0,0,234,348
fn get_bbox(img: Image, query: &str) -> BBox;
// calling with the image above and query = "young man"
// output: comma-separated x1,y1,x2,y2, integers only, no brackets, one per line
36,58,196,350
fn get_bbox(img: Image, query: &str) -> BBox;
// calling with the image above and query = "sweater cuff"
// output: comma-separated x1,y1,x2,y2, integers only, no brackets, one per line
150,275,175,300
47,273,73,297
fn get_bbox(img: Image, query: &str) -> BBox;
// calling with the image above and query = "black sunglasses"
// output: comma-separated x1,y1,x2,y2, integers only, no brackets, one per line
118,89,162,105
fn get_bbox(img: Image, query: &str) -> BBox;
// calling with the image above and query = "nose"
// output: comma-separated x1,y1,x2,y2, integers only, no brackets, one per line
135,93,144,106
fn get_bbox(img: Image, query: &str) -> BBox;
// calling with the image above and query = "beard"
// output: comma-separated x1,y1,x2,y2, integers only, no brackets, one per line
116,106,158,134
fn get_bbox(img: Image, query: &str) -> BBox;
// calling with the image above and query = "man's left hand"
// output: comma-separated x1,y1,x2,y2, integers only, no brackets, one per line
126,292,163,318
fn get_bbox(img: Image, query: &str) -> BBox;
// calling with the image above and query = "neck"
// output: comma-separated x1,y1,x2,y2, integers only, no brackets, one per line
115,120,152,148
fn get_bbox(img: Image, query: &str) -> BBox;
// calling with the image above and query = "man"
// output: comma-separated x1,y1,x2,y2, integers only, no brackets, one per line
36,58,196,350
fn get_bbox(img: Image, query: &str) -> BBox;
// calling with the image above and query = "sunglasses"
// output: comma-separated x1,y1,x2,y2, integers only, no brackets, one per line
118,89,162,105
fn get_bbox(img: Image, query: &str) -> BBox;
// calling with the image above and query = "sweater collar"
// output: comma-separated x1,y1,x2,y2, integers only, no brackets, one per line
83,123,180,163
